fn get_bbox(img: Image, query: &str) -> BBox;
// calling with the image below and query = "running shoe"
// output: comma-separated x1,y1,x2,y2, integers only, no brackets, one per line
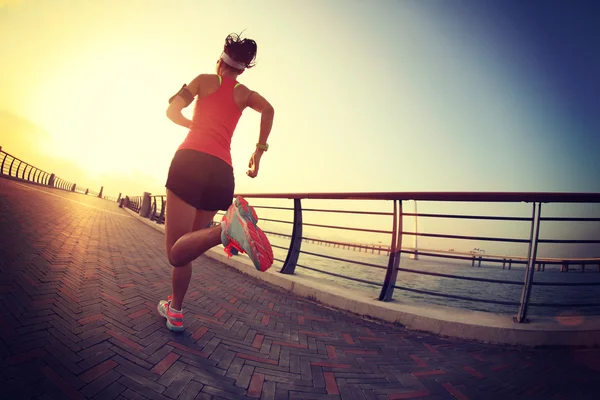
157,297,184,332
221,196,273,271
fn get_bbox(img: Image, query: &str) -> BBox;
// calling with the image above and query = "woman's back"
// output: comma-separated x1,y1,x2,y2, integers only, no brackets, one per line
194,74,251,110
178,74,252,166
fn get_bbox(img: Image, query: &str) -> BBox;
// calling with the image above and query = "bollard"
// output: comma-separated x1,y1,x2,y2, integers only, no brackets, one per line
98,186,104,198
139,192,152,218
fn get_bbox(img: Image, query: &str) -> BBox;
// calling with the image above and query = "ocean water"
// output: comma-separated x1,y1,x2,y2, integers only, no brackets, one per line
267,236,600,317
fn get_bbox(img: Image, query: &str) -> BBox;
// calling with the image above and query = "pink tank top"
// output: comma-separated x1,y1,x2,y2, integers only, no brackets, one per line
177,76,242,167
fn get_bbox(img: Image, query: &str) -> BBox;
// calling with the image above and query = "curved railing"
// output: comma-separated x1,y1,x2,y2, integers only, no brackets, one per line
1,147,54,186
127,191,600,323
1,146,111,200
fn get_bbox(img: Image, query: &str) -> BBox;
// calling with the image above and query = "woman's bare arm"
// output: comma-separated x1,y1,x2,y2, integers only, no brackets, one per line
166,75,204,128
246,91,274,178
248,91,275,149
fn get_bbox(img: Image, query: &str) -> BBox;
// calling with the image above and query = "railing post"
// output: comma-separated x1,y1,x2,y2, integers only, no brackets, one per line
27,166,33,181
379,200,403,301
410,200,419,260
48,173,56,187
280,199,303,274
8,157,16,177
0,152,7,175
139,192,152,218
98,186,104,198
515,202,542,323
150,197,157,221
158,197,166,224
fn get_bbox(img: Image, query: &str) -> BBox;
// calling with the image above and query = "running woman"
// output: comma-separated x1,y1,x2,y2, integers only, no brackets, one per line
158,33,274,332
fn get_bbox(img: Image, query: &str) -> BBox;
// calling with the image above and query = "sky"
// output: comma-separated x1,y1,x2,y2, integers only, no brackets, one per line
1,0,599,257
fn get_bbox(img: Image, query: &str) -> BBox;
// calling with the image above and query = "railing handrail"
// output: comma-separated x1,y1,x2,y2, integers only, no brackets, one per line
234,191,600,203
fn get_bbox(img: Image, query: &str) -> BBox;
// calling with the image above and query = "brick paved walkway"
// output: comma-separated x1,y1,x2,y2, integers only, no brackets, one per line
1,178,598,400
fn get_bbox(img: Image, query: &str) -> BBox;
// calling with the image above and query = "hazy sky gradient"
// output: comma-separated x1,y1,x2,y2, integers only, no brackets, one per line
1,0,598,256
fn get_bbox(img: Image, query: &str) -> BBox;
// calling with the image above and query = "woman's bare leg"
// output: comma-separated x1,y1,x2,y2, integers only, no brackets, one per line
170,216,222,267
165,190,222,311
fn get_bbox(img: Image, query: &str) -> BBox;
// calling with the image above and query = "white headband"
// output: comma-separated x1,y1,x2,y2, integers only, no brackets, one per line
220,52,246,70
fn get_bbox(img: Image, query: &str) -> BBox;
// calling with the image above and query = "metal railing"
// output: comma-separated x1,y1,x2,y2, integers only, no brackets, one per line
0,146,110,200
125,196,143,213
149,195,166,224
129,191,600,323
1,147,54,186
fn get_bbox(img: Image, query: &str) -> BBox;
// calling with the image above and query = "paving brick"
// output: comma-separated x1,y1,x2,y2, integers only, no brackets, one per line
202,385,246,400
235,364,255,388
80,359,118,383
248,372,266,398
323,371,339,395
440,382,468,400
115,365,166,394
387,389,431,399
168,341,209,358
41,365,86,400
5,347,47,365
163,371,194,399
177,380,204,400
217,350,237,370
157,360,187,387
237,352,279,366
92,381,127,400
110,346,153,368
151,352,180,375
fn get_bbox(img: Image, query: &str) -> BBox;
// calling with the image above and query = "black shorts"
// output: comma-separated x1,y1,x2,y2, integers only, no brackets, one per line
165,149,235,211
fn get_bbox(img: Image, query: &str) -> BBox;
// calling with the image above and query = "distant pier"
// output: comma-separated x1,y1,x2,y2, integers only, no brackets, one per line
266,232,600,272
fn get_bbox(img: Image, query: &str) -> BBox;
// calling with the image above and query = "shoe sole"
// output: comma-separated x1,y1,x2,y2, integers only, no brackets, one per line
227,196,274,272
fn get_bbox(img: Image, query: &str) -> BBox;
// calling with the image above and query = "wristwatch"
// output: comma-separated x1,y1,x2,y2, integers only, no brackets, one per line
256,143,269,151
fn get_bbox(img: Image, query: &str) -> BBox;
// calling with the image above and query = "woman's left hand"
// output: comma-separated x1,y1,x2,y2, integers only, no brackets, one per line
246,151,262,178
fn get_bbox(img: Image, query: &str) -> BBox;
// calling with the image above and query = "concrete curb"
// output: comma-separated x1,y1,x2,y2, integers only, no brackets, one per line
123,207,600,347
